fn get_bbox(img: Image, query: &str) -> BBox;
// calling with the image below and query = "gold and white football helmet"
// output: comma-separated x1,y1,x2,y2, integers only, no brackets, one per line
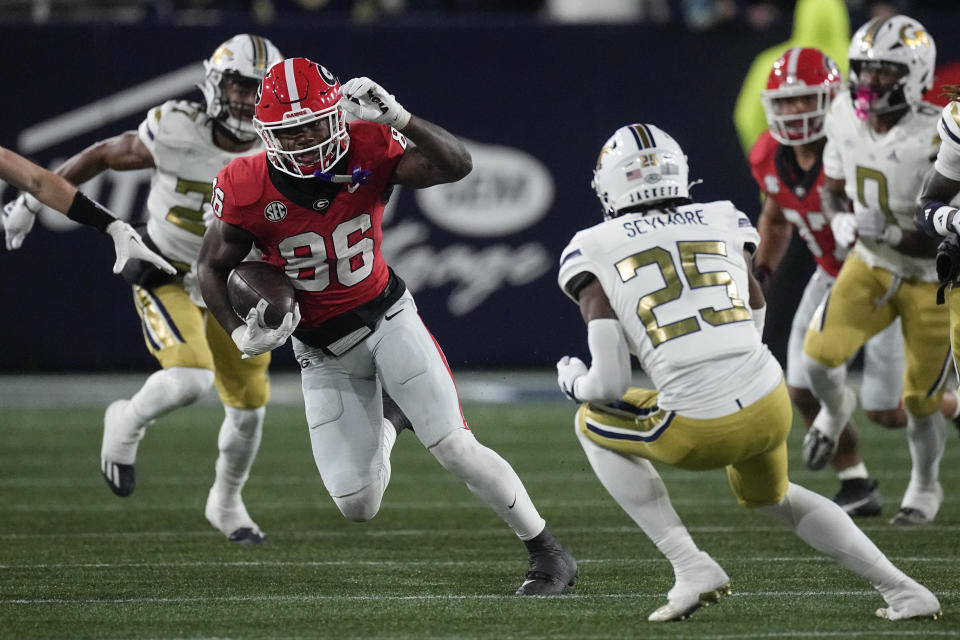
592,123,690,219
200,34,283,141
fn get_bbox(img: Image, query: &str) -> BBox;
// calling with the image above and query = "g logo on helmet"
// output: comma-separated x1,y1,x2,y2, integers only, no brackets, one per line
264,201,288,222
899,25,930,48
316,64,337,87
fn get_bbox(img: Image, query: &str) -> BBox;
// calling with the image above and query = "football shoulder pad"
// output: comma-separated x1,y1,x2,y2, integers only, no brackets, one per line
218,154,269,208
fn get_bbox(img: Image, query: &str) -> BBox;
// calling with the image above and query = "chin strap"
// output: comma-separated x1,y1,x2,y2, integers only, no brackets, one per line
313,166,374,185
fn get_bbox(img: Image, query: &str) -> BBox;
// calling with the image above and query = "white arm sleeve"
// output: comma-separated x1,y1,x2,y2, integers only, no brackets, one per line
572,318,631,403
752,304,766,336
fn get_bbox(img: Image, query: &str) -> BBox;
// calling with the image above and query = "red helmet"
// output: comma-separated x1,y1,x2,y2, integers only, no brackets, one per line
761,47,842,145
254,58,349,178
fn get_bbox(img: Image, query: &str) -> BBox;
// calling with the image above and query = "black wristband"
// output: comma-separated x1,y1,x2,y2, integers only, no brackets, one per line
65,191,116,232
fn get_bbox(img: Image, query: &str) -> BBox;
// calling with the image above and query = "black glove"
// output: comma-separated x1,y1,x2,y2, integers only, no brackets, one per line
936,234,960,284
935,234,960,304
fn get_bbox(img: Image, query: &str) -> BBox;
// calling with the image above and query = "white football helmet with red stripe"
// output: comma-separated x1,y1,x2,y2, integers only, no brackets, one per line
201,34,282,142
592,123,690,219
254,58,349,178
761,47,842,145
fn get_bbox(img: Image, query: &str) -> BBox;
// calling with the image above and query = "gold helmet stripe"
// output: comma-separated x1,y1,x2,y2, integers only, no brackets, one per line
629,124,656,150
861,16,890,49
249,34,267,70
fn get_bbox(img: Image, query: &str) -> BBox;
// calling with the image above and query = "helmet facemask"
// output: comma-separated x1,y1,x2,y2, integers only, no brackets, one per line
761,47,841,145
256,103,349,178
849,60,909,120
206,70,263,141
763,87,833,145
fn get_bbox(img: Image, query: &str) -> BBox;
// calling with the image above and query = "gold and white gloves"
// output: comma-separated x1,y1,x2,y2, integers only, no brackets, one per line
340,77,411,130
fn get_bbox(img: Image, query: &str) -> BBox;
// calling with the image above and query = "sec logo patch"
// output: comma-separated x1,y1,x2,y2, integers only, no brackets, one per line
265,201,288,222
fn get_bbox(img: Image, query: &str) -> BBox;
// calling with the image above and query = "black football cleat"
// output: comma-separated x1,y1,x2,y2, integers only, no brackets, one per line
228,527,266,544
101,458,136,497
833,478,883,517
515,527,578,596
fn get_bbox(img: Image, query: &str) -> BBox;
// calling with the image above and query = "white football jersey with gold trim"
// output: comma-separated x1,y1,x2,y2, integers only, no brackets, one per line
823,92,940,281
558,201,781,417
137,100,263,265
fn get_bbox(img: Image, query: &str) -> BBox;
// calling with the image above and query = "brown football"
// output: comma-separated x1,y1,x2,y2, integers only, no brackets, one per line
227,261,296,329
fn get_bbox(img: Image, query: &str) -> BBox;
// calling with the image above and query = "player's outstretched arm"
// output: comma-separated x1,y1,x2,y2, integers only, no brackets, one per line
54,131,155,185
0,146,76,212
916,165,960,238
0,145,174,274
2,132,155,249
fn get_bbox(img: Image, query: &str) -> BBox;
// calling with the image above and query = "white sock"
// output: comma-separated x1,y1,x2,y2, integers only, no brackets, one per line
802,355,848,417
836,462,869,481
211,406,265,502
905,411,946,490
429,428,545,540
130,367,215,422
759,483,906,592
576,429,699,567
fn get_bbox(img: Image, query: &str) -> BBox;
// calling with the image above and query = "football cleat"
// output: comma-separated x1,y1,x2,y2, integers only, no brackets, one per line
889,507,933,527
205,488,266,544
515,547,578,596
876,577,942,620
891,481,943,526
515,528,578,596
833,478,883,517
803,387,856,471
101,458,135,497
100,399,145,497
802,428,838,471
648,551,731,622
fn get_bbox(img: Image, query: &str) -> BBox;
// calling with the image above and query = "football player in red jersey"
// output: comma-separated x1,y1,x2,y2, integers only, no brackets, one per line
197,58,577,595
751,47,905,516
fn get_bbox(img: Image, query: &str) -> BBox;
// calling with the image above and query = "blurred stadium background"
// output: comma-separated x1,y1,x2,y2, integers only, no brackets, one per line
2,0,959,378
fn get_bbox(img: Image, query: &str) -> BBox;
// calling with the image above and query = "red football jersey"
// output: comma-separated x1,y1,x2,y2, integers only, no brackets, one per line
748,130,843,277
214,121,407,326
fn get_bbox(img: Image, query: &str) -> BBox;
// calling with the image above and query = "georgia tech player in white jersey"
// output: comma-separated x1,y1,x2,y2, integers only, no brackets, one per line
3,34,283,543
801,15,950,527
916,86,960,417
555,122,941,622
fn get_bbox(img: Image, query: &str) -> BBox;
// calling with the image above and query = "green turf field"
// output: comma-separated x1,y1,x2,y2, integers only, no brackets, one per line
1,400,958,639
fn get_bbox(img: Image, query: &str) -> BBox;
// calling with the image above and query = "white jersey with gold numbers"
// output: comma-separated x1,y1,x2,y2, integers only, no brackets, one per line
934,101,960,182
137,100,263,266
823,92,940,281
558,201,782,419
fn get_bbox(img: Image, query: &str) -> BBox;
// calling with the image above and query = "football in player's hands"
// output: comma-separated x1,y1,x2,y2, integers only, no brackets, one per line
227,262,296,329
